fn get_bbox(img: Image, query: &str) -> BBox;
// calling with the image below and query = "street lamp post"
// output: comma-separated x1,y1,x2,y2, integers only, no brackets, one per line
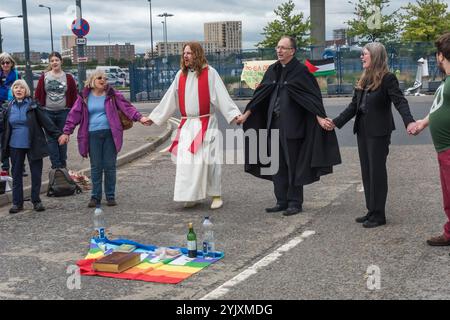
38,4,54,52
148,0,154,92
161,21,165,58
75,0,86,91
157,13,173,59
148,0,154,59
0,15,23,53
21,0,33,95
108,33,111,66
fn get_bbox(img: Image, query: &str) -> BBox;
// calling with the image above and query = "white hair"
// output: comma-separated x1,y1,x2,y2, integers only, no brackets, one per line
11,79,31,98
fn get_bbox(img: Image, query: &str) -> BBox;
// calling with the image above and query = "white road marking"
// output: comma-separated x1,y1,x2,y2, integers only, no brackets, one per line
200,230,316,300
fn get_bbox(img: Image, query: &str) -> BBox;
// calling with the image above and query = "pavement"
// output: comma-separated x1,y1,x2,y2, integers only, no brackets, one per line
0,97,449,300
0,103,173,207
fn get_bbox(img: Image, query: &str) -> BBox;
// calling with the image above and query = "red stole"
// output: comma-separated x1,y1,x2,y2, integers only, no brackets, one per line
169,68,210,155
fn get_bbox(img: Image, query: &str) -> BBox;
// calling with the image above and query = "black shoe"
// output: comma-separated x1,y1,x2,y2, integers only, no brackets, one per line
33,202,45,212
106,199,117,206
265,204,288,213
9,205,24,214
362,220,386,228
355,213,372,223
283,206,303,216
88,198,99,208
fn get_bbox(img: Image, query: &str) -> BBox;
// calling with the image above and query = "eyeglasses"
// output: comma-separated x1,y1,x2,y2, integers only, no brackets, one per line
96,76,107,80
275,46,293,51
1,61,11,65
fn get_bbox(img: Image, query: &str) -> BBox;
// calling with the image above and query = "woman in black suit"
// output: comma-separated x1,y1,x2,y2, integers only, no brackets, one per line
327,42,416,228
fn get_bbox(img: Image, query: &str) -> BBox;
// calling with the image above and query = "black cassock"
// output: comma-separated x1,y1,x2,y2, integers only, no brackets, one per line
243,58,341,186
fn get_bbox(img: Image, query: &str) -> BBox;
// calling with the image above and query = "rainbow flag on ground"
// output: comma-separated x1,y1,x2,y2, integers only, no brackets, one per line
77,238,224,284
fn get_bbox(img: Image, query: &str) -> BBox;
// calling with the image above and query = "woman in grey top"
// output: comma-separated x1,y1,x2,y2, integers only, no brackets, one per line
35,52,78,169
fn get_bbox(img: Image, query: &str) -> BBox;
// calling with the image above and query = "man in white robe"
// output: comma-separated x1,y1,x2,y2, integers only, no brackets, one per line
145,42,242,209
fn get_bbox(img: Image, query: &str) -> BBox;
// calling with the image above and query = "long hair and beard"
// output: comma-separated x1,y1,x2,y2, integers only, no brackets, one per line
356,42,389,91
180,42,208,77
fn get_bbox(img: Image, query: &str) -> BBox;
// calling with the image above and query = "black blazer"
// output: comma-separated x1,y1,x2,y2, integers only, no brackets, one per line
333,72,415,137
1,98,61,161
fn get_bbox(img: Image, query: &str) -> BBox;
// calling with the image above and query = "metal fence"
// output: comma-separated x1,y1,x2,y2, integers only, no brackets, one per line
129,42,442,102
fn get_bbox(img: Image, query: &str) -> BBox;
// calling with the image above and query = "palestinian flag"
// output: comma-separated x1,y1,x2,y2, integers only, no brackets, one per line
305,58,336,77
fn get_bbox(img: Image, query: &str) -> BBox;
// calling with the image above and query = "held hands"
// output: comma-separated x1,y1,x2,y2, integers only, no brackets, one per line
406,122,417,135
139,116,153,126
234,111,251,125
407,120,427,136
317,116,335,131
58,134,70,145
232,114,244,125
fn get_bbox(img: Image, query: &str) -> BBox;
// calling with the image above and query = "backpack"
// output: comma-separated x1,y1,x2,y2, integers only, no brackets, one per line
47,168,82,197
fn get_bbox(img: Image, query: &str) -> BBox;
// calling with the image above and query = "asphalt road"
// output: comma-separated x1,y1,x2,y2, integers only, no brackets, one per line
0,95,448,301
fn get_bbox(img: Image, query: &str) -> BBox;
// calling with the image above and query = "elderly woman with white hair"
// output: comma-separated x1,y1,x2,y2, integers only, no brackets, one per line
1,80,62,214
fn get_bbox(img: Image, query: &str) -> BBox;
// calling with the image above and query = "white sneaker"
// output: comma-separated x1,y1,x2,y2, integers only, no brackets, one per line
184,201,198,208
210,197,223,209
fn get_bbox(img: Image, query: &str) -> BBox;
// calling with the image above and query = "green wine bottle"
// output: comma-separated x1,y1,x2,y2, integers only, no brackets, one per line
187,222,197,258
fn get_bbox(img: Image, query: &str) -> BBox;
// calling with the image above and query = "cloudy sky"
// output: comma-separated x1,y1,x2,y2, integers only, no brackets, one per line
2,0,413,54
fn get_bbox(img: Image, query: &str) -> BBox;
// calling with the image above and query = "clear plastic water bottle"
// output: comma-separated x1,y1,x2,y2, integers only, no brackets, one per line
202,216,215,257
93,205,106,249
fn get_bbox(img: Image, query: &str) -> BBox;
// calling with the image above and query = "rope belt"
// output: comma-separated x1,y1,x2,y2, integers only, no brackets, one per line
180,113,213,120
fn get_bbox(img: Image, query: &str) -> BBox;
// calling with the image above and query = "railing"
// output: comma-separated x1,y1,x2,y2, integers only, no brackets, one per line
129,42,443,102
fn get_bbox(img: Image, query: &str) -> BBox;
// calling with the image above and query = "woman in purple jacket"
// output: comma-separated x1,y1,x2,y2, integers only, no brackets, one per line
58,70,149,207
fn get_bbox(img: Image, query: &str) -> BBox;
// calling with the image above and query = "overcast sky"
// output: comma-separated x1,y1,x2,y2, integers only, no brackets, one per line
1,0,415,54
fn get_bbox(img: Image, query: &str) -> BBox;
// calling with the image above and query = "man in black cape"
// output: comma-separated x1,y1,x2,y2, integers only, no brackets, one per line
239,36,341,216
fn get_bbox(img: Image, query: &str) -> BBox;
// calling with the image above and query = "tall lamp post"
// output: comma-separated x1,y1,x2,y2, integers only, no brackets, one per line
75,0,86,91
0,15,23,53
21,0,33,95
148,0,154,92
157,13,173,59
161,21,165,58
148,0,154,59
38,4,54,52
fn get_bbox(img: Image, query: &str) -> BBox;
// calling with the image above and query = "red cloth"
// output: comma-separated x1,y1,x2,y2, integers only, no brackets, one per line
35,72,78,108
438,148,450,240
169,68,210,155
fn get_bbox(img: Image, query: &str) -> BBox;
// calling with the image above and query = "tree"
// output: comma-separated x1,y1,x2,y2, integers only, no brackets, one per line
400,0,450,42
257,0,310,49
346,0,400,43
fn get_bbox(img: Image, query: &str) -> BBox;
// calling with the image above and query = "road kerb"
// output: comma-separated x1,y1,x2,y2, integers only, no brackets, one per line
0,122,174,207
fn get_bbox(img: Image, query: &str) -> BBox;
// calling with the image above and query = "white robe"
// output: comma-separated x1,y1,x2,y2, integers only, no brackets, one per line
149,66,241,202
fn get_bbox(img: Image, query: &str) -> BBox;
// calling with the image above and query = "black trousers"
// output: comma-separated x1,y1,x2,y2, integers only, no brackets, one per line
356,116,390,222
271,116,303,208
10,148,43,206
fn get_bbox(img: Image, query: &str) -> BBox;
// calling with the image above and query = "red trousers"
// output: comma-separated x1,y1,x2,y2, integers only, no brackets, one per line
438,148,450,240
